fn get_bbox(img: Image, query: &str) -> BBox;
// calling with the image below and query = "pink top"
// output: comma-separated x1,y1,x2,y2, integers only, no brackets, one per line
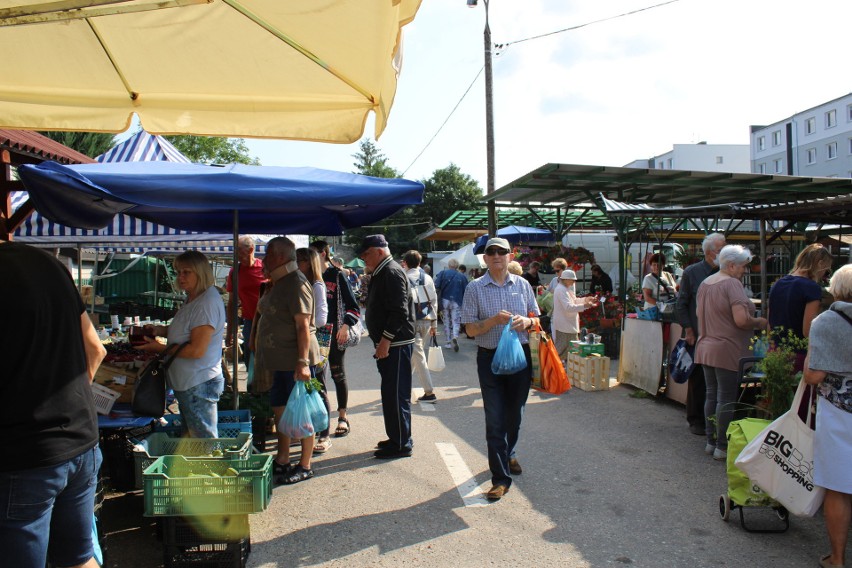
694,276,755,372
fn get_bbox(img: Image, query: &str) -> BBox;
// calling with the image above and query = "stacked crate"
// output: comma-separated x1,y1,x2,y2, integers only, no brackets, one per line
566,353,612,392
142,454,273,567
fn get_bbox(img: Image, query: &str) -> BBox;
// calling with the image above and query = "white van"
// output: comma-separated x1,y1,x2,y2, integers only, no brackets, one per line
561,232,684,291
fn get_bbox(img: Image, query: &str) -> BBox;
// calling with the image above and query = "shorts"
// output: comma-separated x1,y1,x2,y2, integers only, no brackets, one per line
270,367,317,407
0,445,103,567
174,376,224,438
270,370,297,407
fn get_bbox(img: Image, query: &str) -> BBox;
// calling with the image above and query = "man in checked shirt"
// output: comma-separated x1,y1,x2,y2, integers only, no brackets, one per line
461,237,540,501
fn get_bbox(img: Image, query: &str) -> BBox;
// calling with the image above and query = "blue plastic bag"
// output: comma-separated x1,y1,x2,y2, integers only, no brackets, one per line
279,382,314,439
491,321,528,375
668,338,695,384
305,385,329,434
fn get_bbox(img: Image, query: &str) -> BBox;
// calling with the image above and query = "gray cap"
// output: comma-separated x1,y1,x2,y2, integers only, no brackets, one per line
484,237,511,251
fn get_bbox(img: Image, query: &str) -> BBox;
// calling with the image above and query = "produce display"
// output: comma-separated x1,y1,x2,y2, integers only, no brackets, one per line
103,342,158,364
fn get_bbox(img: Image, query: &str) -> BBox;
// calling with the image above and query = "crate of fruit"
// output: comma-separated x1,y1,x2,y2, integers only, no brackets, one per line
154,410,252,439
131,432,253,490
142,454,272,517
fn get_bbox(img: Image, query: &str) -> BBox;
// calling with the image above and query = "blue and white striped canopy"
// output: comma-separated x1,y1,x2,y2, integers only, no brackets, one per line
97,130,191,164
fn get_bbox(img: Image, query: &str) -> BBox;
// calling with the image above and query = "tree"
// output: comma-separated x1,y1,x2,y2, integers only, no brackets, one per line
39,131,116,158
352,138,398,178
164,136,260,165
419,163,483,229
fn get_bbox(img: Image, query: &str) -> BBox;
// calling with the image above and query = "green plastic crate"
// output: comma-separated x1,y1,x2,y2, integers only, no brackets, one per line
142,454,272,517
131,432,253,490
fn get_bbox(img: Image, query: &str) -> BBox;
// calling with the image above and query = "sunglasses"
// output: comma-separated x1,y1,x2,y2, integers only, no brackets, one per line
484,248,510,256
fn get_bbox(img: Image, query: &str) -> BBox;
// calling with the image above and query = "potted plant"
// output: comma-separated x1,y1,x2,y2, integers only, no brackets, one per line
750,329,808,419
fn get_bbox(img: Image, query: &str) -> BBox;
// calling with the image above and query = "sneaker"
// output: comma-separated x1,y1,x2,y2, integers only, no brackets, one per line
704,443,716,455
418,393,437,403
443,342,453,349
452,338,459,352
713,448,727,461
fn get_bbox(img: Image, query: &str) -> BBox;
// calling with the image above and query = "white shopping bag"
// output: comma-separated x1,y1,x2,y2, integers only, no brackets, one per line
734,379,824,517
427,335,446,372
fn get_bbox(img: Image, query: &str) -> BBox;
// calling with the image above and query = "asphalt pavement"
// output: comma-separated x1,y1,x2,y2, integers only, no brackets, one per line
101,333,830,568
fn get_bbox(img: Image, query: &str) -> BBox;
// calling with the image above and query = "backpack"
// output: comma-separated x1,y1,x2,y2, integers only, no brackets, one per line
409,268,432,320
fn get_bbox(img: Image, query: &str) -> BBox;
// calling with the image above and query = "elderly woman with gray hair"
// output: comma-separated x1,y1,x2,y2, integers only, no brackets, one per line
804,264,852,568
694,245,768,461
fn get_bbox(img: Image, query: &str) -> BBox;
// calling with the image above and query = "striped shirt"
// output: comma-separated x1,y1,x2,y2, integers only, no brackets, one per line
461,271,540,349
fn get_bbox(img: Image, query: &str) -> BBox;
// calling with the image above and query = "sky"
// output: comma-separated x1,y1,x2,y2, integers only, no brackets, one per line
244,0,851,191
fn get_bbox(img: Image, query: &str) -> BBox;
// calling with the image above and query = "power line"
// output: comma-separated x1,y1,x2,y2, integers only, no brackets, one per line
496,0,682,49
401,67,483,177
402,0,682,177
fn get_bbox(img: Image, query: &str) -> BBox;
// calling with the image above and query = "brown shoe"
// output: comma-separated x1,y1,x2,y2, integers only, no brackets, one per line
486,484,509,501
509,458,523,475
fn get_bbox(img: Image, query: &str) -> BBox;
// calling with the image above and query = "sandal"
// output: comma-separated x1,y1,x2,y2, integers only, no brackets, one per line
313,438,332,454
334,417,350,437
282,465,314,485
273,460,291,476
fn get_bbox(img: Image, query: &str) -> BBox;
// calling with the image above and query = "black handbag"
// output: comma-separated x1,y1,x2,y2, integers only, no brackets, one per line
132,342,189,417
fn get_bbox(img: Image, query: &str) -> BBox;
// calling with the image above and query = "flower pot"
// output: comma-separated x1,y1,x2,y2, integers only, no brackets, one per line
598,318,619,330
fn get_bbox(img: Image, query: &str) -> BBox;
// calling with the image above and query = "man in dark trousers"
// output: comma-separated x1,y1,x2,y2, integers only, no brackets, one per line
675,233,726,436
358,234,416,459
0,242,107,567
461,237,540,501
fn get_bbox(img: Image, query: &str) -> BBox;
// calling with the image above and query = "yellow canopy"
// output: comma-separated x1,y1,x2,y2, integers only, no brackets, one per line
0,0,421,142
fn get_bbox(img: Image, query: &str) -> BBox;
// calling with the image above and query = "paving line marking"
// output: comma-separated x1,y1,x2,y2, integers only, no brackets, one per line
418,401,436,412
436,442,487,507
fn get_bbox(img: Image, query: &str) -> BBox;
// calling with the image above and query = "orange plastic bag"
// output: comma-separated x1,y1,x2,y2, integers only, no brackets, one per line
530,320,571,395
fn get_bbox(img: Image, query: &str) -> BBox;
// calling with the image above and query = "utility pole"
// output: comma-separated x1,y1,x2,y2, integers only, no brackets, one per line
469,0,498,237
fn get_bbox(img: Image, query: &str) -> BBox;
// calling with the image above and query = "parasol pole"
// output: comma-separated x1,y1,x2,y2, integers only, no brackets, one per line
231,210,240,410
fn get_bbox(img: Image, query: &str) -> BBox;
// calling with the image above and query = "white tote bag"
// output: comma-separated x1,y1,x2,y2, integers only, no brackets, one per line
734,379,824,517
427,335,446,372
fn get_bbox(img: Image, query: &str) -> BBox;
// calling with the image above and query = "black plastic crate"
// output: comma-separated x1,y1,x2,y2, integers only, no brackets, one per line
163,538,249,568
600,330,621,360
101,423,154,492
161,515,250,546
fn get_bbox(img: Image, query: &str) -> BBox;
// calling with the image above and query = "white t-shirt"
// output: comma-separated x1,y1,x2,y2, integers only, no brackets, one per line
166,286,226,391
642,271,677,310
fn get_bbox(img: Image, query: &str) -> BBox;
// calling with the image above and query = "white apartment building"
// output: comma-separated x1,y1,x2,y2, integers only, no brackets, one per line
624,142,751,172
750,93,852,178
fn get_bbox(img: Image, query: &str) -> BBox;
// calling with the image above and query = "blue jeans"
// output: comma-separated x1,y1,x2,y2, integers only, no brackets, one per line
175,376,224,438
0,445,102,567
477,345,532,487
377,344,414,450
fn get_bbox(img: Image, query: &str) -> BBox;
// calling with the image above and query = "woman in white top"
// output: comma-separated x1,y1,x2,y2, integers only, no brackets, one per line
296,247,331,453
642,253,678,310
552,270,596,361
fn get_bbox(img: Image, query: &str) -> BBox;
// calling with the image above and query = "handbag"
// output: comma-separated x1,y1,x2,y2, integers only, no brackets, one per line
427,335,446,372
529,325,543,390
132,342,189,418
734,379,824,517
491,321,528,375
668,338,695,384
316,323,334,367
336,274,364,350
534,321,570,395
